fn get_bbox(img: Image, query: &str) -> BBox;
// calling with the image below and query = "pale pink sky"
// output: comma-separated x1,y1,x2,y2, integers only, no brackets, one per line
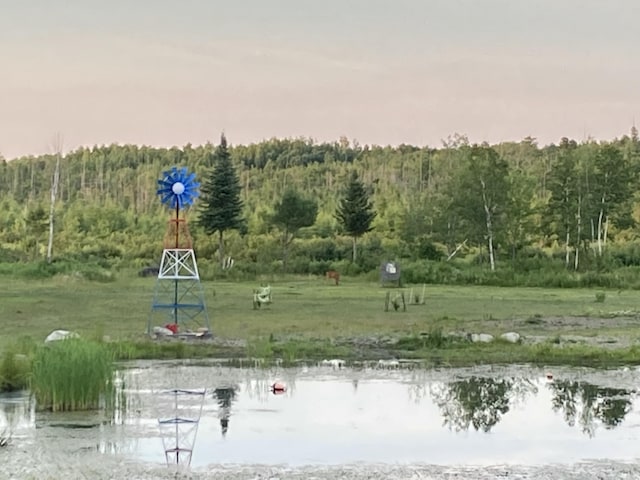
1,0,639,159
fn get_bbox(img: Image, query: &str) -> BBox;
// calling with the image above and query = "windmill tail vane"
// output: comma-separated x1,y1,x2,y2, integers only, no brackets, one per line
156,166,200,249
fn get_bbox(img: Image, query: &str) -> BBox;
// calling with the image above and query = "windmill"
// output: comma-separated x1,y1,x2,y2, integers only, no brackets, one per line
147,166,211,337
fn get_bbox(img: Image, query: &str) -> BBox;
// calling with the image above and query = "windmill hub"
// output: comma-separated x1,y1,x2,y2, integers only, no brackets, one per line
172,182,185,195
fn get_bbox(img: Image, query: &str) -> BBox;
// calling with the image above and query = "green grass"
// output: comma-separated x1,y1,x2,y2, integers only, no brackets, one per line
30,339,114,411
1,272,640,367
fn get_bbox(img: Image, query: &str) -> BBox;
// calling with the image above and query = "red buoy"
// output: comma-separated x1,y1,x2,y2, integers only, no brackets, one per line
271,382,286,394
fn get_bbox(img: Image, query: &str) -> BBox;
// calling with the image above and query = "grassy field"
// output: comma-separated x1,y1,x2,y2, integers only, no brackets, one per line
2,272,640,365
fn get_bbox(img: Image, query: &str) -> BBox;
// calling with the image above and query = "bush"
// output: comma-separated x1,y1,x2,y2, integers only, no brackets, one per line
0,348,30,392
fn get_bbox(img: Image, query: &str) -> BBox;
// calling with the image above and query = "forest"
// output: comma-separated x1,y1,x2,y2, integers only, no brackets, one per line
1,128,640,288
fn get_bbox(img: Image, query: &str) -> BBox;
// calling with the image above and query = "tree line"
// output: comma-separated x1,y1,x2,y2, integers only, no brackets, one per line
1,128,640,283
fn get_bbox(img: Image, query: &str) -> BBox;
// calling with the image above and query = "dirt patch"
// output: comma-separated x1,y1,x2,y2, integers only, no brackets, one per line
515,315,640,349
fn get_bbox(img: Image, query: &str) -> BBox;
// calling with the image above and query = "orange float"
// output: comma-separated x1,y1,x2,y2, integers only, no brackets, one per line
271,382,287,394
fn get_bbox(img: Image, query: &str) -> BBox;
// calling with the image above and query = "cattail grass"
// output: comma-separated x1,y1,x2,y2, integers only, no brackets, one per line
30,339,115,411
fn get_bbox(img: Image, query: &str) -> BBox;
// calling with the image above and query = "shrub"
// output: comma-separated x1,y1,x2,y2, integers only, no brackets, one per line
0,349,30,392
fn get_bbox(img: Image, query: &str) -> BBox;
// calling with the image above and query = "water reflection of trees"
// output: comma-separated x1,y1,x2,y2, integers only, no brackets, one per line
213,386,237,437
548,380,634,437
430,377,537,433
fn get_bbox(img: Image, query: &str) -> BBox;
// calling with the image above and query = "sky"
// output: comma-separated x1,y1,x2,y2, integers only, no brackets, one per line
1,0,639,159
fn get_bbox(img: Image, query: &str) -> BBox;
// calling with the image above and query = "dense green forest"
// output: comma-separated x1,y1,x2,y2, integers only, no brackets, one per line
2,129,640,288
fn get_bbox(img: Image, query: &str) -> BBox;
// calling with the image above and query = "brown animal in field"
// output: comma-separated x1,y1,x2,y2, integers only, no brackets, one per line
325,270,340,286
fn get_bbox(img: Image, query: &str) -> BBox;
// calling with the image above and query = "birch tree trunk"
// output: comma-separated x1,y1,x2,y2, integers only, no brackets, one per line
574,193,581,270
480,179,496,272
597,204,604,256
47,135,63,264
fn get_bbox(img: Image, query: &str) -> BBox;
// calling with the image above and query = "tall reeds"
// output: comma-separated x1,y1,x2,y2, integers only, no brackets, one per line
30,339,115,411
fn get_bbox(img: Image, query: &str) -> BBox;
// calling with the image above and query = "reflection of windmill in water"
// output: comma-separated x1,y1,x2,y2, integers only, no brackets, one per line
147,166,211,337
157,387,206,469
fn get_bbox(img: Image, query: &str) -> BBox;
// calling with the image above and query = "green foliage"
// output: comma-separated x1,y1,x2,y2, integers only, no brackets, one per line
0,343,31,392
0,259,114,281
272,188,318,269
1,135,640,283
595,291,606,303
272,188,318,236
31,339,115,411
335,170,376,261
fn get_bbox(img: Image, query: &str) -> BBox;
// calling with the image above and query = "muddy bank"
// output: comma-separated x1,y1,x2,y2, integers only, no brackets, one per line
3,450,640,480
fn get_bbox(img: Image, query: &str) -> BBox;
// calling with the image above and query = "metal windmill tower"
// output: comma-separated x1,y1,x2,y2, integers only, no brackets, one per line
147,166,211,337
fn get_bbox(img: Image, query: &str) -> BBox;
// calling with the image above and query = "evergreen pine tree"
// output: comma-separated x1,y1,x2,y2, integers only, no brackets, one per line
197,134,245,267
335,170,376,262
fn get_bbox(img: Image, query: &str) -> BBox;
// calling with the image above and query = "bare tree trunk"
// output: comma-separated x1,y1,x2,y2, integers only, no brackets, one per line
574,193,581,270
352,236,357,263
597,204,605,257
47,134,63,264
480,179,496,271
565,227,571,268
218,230,225,268
447,239,467,261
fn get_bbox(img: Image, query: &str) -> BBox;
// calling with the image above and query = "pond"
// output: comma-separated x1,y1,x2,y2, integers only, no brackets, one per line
2,361,640,479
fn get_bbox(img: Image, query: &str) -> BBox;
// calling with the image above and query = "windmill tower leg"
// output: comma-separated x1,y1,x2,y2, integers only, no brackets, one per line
147,248,211,337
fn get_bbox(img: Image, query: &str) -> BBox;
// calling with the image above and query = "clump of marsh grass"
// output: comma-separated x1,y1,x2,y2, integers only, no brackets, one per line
30,339,115,411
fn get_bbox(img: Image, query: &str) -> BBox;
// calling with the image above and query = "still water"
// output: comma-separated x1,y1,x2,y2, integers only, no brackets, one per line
1,361,640,468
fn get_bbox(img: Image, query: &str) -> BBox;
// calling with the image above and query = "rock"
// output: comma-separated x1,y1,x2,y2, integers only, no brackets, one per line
470,333,494,343
44,330,80,343
500,332,521,343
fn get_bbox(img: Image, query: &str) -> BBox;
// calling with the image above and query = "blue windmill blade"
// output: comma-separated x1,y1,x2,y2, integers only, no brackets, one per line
184,171,197,185
182,185,198,206
157,183,173,195
156,166,200,209
160,191,175,206
158,177,175,188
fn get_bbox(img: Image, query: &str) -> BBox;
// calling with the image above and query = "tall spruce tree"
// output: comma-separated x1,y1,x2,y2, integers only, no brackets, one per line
335,170,376,262
198,134,245,267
